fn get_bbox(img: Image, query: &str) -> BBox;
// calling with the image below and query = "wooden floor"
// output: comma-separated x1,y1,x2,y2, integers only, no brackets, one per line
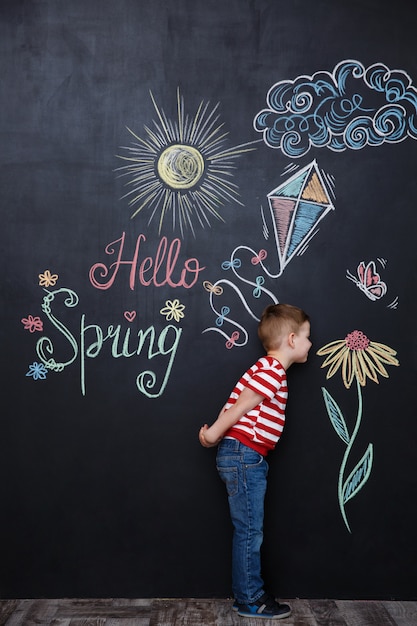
1,598,417,625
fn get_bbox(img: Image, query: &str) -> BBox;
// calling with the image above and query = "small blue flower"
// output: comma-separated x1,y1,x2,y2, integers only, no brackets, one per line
216,306,230,327
26,362,48,380
221,258,241,270
252,275,265,298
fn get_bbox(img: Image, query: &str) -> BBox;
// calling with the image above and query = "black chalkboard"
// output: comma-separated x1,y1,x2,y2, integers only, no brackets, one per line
1,0,417,601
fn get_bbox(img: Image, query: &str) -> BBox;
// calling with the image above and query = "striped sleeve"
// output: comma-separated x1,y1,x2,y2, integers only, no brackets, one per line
245,357,285,399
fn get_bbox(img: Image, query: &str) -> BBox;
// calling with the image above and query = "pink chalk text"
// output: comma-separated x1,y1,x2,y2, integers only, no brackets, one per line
89,232,205,291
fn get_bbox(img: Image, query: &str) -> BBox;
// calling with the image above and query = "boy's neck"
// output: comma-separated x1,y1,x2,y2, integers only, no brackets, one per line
266,349,293,371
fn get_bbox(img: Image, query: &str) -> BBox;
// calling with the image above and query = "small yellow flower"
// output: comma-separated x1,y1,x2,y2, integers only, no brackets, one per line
160,299,185,323
317,329,399,389
39,270,59,287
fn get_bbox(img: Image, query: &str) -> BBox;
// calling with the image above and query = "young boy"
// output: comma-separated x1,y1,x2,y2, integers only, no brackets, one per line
199,303,311,620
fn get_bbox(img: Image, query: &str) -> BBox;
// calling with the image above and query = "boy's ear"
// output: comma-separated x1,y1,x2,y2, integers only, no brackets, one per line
288,332,296,348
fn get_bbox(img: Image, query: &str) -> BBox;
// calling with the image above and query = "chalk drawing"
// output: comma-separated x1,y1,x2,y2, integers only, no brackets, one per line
22,279,186,398
203,160,335,347
26,362,48,380
21,315,43,332
115,89,257,237
317,330,399,532
89,232,205,291
266,160,335,273
124,311,137,322
254,59,417,158
346,260,387,301
38,270,58,288
160,299,186,322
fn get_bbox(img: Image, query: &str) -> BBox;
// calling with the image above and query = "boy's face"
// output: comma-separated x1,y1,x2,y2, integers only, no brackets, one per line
293,321,312,363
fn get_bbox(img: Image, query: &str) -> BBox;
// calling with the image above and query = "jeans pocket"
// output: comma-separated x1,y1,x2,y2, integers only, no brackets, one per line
217,465,239,498
244,449,264,468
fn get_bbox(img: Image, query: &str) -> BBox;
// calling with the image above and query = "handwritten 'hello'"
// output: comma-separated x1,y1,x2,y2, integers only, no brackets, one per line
89,232,205,290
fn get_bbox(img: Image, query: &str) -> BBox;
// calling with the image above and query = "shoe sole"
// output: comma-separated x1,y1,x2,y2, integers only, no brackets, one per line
233,599,291,619
237,608,291,619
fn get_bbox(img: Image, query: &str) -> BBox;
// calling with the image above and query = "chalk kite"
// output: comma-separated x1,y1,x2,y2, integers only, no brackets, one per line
267,160,335,274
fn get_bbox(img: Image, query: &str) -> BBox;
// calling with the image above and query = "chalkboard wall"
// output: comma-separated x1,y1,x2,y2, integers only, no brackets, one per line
2,0,417,600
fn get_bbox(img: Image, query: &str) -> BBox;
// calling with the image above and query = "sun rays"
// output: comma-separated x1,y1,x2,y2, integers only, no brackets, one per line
115,89,257,237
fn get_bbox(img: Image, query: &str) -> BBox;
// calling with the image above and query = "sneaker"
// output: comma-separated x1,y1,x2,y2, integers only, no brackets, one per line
237,593,291,619
233,591,276,611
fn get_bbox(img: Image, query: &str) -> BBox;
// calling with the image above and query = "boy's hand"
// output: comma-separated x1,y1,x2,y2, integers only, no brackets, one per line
199,424,220,448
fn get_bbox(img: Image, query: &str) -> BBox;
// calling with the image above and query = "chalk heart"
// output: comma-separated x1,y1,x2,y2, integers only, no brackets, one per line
124,310,136,322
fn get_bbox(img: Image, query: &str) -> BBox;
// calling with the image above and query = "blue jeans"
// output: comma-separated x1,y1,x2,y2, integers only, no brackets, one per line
216,438,269,605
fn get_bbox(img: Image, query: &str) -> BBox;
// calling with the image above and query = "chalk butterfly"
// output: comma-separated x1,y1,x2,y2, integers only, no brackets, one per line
346,261,387,301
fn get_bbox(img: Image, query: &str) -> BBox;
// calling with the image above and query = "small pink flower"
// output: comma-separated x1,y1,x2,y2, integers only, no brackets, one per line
21,315,43,333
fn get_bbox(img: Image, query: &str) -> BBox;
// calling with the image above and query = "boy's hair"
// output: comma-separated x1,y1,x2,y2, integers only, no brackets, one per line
258,303,310,351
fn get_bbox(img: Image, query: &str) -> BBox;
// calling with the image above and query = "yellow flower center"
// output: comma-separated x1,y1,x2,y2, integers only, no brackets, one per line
345,330,370,351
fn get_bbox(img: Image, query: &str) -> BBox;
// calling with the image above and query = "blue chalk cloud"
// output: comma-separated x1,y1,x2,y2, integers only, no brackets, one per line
254,60,417,158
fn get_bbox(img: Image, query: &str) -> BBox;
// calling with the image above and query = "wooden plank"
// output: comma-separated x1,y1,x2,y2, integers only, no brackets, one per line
150,598,315,625
149,599,187,626
56,598,151,619
100,598,152,626
309,599,348,625
281,599,319,625
209,599,243,625
104,618,150,626
382,600,417,626
150,598,264,626
1,600,37,626
173,599,223,625
25,599,63,625
66,617,106,626
109,600,152,608
336,600,397,626
2,598,417,625
0,600,19,624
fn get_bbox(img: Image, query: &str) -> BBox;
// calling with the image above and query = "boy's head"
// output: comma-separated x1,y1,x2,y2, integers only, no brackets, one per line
258,303,310,352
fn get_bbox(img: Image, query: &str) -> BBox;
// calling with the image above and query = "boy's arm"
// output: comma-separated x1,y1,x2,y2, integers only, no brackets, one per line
199,386,264,448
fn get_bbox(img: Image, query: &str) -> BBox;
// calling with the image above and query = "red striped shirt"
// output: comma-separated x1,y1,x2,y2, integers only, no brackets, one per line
224,356,288,455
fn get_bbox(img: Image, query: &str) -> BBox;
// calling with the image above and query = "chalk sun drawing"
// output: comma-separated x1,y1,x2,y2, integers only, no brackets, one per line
203,161,335,347
115,89,257,238
254,59,417,158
